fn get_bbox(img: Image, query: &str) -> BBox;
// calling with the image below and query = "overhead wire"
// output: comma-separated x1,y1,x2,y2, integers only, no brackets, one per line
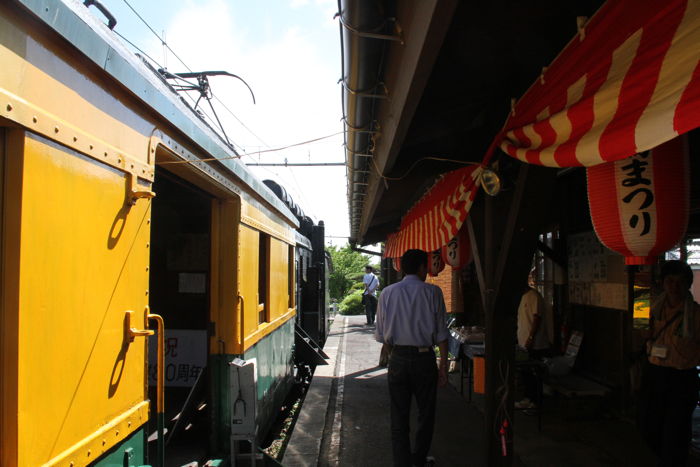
288,167,318,220
119,0,267,152
211,94,271,150
121,0,192,72
112,20,246,152
370,156,481,182
157,131,344,165
114,0,344,223
112,29,162,67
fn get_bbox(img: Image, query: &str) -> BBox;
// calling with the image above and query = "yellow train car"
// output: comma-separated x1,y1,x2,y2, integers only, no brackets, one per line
0,1,302,465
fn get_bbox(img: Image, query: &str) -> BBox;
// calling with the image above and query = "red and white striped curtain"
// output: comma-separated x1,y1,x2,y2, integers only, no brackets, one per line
500,0,700,167
384,166,481,258
384,0,699,260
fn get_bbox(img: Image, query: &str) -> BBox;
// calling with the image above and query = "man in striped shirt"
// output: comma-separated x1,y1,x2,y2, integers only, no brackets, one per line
375,249,449,467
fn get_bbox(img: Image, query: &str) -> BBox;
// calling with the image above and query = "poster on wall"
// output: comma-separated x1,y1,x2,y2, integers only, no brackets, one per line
567,231,628,310
148,329,207,387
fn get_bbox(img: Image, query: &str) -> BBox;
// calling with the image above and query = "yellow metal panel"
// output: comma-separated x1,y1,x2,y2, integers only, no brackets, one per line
237,227,297,351
268,238,290,322
238,225,260,350
240,199,295,245
210,199,241,355
13,134,150,466
44,401,149,467
244,308,297,348
0,9,154,176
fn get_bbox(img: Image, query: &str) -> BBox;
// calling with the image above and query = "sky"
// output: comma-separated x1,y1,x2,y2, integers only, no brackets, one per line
98,0,350,245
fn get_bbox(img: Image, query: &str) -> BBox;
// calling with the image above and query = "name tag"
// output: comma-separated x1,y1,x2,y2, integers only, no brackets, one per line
650,344,668,359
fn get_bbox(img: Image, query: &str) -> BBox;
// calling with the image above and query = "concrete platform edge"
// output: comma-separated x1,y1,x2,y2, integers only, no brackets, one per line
283,317,344,466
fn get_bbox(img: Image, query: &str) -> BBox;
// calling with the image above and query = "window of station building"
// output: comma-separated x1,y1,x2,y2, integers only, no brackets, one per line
533,231,557,309
258,232,270,324
288,245,295,309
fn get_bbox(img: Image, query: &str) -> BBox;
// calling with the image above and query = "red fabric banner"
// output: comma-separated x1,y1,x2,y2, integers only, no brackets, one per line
499,0,700,167
384,166,481,258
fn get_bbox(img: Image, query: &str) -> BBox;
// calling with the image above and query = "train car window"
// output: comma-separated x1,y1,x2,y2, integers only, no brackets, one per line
288,245,295,309
258,232,270,324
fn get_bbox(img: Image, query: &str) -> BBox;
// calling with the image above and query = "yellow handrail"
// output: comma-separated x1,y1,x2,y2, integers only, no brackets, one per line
238,293,245,351
147,311,165,467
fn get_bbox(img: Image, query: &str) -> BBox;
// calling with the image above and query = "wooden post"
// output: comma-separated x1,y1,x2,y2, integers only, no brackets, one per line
623,265,636,410
468,162,556,465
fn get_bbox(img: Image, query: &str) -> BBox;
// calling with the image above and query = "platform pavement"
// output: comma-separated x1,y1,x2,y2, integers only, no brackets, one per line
283,314,486,467
282,313,700,467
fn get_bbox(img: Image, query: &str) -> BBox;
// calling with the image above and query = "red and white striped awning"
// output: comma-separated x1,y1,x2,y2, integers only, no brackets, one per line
384,0,699,257
384,166,482,258
500,0,700,167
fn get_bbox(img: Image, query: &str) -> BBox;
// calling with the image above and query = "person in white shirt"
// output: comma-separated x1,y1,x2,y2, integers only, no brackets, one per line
517,285,553,353
362,265,379,325
515,271,553,409
375,250,448,467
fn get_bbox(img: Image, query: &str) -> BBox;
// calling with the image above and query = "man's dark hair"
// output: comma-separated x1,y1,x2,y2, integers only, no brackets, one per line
660,260,693,288
401,249,427,275
365,265,372,271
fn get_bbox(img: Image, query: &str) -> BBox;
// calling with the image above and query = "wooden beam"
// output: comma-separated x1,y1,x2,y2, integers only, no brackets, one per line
467,216,487,314
469,163,556,466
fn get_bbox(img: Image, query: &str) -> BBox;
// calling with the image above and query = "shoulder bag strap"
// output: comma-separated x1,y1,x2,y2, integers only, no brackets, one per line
649,310,683,344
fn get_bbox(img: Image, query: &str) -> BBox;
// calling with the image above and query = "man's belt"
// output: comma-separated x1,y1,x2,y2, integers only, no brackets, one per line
393,344,432,353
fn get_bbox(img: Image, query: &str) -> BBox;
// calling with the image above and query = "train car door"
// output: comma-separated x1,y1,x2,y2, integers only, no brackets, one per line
1,129,153,466
148,168,212,461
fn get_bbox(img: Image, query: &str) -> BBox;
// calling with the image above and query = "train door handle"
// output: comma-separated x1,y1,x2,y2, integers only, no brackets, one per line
127,173,156,206
237,294,245,348
125,310,155,341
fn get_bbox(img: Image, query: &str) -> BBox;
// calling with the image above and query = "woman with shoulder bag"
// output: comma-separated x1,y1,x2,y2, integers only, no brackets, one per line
639,260,700,467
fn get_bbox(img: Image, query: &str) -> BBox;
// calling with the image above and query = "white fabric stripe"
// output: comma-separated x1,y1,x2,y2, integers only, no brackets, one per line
438,200,447,247
573,29,643,166
522,124,542,152
538,74,588,167
635,0,700,151
521,75,586,167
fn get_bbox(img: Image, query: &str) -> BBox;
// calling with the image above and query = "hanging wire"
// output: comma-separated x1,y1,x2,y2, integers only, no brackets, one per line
288,167,318,220
211,94,271,150
121,0,193,72
494,360,513,442
120,0,269,152
370,156,482,182
113,28,245,152
157,131,344,165
112,29,161,66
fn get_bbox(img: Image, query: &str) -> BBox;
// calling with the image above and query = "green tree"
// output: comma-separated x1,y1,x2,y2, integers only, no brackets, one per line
326,245,374,301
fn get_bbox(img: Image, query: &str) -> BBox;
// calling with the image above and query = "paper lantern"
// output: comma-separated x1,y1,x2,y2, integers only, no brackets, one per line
428,250,445,277
392,257,401,273
587,135,689,265
441,227,472,270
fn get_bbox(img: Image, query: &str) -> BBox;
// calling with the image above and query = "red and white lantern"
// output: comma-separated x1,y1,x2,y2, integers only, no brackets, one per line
441,227,472,270
392,257,402,273
428,250,445,277
587,135,689,265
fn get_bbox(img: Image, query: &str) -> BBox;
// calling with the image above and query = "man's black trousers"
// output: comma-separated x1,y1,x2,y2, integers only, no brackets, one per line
388,346,438,467
363,294,377,324
639,364,699,466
